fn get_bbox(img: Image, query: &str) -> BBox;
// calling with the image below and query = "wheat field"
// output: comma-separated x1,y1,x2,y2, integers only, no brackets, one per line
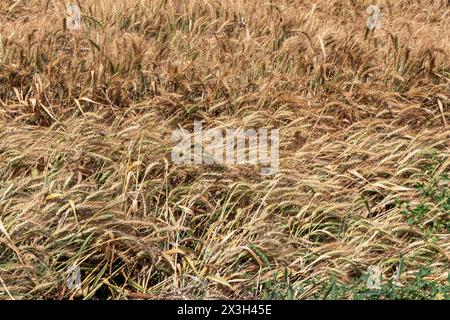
0,0,449,300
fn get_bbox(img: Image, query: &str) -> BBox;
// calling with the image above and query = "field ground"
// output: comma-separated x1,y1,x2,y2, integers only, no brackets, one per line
0,0,449,299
